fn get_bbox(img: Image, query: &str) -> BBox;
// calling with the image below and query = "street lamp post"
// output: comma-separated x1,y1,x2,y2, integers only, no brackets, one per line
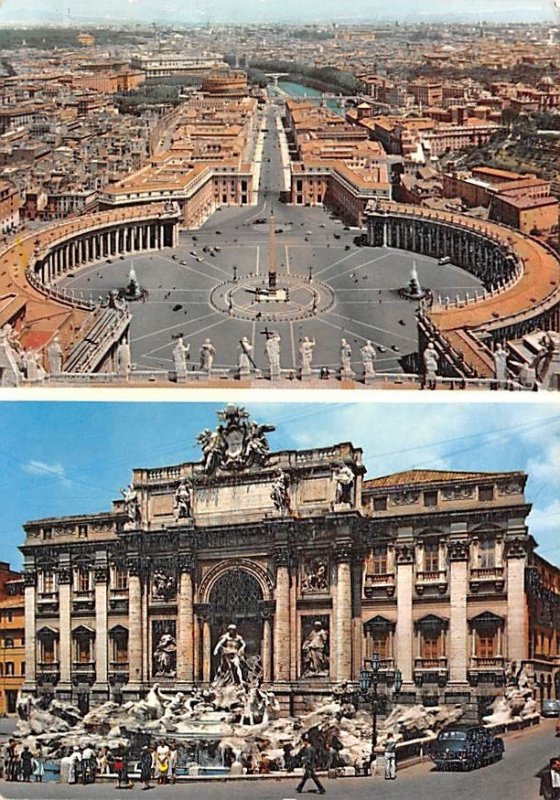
359,654,403,764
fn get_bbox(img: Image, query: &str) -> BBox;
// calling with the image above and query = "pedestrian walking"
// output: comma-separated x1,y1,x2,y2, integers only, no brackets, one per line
296,735,326,795
384,733,397,780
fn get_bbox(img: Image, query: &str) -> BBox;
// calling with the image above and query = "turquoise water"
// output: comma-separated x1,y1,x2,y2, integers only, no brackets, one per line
276,81,346,116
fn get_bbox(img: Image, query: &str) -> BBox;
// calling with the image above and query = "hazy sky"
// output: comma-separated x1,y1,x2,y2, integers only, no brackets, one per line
0,0,555,24
1,400,559,570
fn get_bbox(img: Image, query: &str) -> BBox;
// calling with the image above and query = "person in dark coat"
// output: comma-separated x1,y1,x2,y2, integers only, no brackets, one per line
20,747,33,782
540,757,560,799
296,735,326,794
139,746,153,790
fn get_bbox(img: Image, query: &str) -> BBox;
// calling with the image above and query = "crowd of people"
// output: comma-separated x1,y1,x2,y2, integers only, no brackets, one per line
0,733,398,791
1,739,45,782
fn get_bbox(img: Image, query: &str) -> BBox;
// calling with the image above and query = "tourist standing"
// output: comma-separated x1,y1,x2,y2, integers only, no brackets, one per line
169,743,178,784
139,746,153,791
68,746,82,785
384,733,397,780
156,740,170,784
4,739,18,782
296,735,325,795
32,747,45,782
20,746,33,782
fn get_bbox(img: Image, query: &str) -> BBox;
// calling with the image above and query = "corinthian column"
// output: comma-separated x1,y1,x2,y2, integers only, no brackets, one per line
94,564,109,690
177,553,195,683
448,540,469,684
395,541,414,683
57,565,72,691
334,543,353,681
23,570,37,690
127,560,143,688
273,549,291,681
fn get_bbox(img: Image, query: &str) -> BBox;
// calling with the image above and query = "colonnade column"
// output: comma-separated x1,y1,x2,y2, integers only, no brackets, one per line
448,538,469,684
177,553,195,683
273,549,291,681
395,539,415,684
334,542,353,681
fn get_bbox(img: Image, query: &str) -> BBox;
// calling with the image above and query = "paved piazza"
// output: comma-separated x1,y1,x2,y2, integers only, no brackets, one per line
0,720,555,800
60,210,483,375
58,106,483,376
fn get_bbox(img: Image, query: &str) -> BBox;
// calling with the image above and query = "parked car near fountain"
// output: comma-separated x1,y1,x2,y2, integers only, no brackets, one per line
430,725,504,771
542,699,560,718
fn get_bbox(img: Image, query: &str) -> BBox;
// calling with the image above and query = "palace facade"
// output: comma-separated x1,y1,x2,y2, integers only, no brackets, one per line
20,407,560,720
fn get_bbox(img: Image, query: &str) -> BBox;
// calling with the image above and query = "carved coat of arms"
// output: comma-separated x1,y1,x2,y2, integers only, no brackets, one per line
196,405,275,474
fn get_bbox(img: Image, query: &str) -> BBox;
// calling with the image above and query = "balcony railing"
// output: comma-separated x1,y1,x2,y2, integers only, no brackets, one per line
73,661,96,672
37,661,60,684
364,572,395,597
469,656,505,670
416,570,447,582
470,567,505,591
109,660,129,671
415,657,448,670
415,570,448,594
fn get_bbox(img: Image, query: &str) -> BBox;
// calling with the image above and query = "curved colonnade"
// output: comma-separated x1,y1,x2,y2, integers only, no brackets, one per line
365,201,560,379
0,202,180,378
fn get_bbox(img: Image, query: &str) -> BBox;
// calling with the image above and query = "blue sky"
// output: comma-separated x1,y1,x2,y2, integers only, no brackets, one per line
0,0,555,24
0,400,559,570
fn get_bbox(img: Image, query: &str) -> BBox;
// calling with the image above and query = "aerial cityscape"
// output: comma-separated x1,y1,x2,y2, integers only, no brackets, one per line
0,16,559,387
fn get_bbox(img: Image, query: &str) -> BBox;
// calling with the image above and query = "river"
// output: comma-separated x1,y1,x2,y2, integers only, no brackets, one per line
275,80,346,116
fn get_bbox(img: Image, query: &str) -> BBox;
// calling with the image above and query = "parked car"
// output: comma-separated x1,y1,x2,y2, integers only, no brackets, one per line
543,699,560,718
430,725,504,771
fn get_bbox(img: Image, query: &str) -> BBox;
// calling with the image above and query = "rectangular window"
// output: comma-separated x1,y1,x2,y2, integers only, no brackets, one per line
42,571,55,594
21,662,25,676
113,566,128,591
76,638,91,663
372,546,388,575
78,524,88,538
479,485,494,502
373,497,387,512
424,491,438,507
421,633,440,659
478,540,495,569
114,635,128,663
42,639,55,664
477,633,496,658
43,527,52,540
371,632,390,659
78,568,90,593
5,662,14,676
424,542,439,572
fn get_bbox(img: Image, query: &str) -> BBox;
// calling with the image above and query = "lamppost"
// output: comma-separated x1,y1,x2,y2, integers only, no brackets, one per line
359,654,403,763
